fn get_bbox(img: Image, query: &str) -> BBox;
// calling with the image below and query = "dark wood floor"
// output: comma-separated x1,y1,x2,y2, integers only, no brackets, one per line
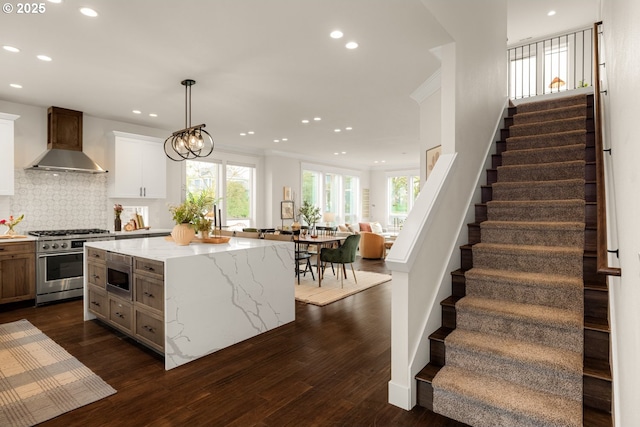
0,257,463,426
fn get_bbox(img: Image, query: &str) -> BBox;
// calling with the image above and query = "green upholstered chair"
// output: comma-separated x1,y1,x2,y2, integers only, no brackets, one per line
320,234,361,288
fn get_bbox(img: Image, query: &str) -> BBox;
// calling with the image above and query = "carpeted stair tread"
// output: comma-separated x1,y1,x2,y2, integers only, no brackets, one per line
491,179,585,201
487,199,585,222
456,296,583,352
445,329,582,398
509,117,587,138
480,220,584,247
497,160,585,182
515,94,588,113
506,129,587,151
465,267,583,310
513,104,587,126
432,365,582,427
501,143,585,166
472,243,584,276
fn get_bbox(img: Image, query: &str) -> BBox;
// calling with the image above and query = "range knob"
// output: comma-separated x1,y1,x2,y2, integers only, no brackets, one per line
61,242,68,249
52,243,59,249
42,243,50,250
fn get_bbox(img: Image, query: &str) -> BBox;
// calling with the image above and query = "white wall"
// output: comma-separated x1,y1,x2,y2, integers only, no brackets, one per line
600,0,640,424
388,0,507,410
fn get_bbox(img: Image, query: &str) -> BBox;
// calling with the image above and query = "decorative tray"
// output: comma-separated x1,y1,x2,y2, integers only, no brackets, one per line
164,235,231,244
0,234,28,239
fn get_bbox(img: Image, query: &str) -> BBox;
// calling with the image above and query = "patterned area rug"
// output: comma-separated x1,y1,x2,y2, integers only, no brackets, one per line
295,270,391,306
0,319,116,427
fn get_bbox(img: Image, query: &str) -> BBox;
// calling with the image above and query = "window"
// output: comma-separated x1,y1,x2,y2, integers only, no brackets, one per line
301,167,359,225
185,160,256,227
387,174,420,230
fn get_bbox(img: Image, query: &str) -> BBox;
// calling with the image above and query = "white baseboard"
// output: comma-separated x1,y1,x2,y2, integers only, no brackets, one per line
388,380,413,410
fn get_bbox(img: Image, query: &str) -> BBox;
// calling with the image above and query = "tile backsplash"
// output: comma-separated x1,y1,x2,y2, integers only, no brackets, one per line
9,169,108,232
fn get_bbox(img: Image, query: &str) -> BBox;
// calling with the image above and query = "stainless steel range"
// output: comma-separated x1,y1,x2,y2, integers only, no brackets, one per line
29,229,115,305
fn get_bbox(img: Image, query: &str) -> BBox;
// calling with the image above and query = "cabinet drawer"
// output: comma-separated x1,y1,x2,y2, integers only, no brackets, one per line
87,285,107,318
134,274,164,313
134,257,164,278
87,262,106,288
0,241,35,254
87,247,106,263
135,308,164,350
109,296,133,333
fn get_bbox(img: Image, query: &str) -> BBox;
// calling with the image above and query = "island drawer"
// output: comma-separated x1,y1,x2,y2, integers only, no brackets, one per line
87,262,106,288
135,308,164,351
134,274,164,313
109,295,133,333
0,241,35,254
134,257,164,278
87,247,107,263
87,285,107,318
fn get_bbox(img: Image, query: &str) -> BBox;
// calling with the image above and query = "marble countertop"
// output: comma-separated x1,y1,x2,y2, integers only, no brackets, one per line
84,236,291,262
0,235,38,242
111,228,172,236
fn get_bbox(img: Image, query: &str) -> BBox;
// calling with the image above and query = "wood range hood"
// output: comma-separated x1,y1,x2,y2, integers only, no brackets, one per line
25,106,107,174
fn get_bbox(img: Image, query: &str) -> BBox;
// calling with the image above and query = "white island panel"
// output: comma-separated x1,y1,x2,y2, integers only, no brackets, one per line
165,243,294,370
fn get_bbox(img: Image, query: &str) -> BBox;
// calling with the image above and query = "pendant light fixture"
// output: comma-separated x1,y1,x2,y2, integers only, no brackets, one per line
164,79,214,161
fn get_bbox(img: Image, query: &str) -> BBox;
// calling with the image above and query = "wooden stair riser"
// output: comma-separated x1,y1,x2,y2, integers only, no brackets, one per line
585,328,610,363
585,288,609,320
584,376,612,413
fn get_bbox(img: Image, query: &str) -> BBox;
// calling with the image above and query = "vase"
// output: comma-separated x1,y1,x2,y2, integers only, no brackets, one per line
291,221,301,231
114,216,122,232
171,223,195,245
200,229,210,239
4,227,16,236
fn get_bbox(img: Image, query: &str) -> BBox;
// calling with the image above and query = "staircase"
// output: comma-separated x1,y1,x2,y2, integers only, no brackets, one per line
415,94,612,427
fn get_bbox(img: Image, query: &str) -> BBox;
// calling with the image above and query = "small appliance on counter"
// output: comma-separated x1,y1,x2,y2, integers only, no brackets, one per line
29,228,115,305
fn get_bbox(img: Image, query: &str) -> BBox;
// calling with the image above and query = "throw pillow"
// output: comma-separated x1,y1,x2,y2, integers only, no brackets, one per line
359,222,372,232
338,224,349,232
347,224,359,233
370,222,383,234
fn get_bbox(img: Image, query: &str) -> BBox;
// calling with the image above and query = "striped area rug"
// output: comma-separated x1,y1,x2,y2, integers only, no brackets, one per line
295,270,391,306
0,319,116,427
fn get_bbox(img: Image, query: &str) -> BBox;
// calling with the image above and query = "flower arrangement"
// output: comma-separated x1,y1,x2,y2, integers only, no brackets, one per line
114,204,123,219
0,214,24,235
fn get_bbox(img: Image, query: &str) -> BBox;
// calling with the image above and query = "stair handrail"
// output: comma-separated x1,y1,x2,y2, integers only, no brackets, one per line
593,21,621,276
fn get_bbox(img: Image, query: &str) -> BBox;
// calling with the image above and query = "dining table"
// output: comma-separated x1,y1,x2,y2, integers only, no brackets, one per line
293,234,345,287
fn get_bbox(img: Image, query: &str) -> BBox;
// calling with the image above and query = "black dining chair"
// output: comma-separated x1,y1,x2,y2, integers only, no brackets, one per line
319,234,360,288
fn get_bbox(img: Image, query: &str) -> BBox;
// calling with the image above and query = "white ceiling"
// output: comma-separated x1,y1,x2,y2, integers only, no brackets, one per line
0,0,599,169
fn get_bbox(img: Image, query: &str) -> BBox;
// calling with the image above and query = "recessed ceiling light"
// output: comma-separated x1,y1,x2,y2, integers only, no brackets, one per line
345,126,353,130
149,113,157,117
37,55,52,62
247,131,255,135
282,138,288,141
47,0,63,3
240,133,247,136
301,119,310,124
341,151,346,154
330,30,343,39
313,117,321,121
3,46,20,53
346,41,358,49
80,7,98,17
334,129,341,132
274,139,280,143
334,152,339,155
374,161,379,164
547,10,556,16
9,83,22,89
381,160,386,163
132,110,141,114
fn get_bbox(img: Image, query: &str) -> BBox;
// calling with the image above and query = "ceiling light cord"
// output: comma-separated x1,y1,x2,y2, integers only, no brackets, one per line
164,79,214,161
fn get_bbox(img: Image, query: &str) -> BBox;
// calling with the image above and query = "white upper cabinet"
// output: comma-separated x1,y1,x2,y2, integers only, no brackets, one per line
107,131,166,199
0,113,20,196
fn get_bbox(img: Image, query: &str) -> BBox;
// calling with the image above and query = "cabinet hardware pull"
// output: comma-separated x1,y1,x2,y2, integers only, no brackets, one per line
145,266,154,271
144,187,146,197
143,325,155,333
91,301,100,307
143,291,154,298
140,187,143,197
115,312,124,318
92,275,99,279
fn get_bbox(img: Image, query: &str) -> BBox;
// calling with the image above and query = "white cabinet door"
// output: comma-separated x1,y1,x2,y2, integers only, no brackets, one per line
0,114,19,196
108,132,166,198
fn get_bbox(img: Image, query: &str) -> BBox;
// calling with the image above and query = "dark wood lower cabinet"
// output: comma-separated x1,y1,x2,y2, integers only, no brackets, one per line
0,241,35,304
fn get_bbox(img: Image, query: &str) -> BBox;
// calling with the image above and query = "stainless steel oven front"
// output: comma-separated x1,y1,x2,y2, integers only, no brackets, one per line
32,231,115,305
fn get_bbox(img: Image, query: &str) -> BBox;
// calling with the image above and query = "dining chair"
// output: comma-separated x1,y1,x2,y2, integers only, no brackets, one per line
295,239,315,284
319,234,361,288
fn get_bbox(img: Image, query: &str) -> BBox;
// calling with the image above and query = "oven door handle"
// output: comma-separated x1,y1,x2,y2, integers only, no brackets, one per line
38,251,84,259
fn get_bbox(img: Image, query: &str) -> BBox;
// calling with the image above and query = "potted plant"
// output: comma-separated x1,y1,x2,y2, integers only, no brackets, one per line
168,191,216,244
298,200,321,236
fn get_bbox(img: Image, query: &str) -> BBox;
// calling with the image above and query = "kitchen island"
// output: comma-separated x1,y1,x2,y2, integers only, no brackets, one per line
83,236,294,370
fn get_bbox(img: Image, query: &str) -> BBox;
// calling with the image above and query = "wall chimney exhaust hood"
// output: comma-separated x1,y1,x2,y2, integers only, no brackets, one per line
25,106,107,174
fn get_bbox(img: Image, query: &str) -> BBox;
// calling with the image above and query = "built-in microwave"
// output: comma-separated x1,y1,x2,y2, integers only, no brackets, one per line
106,252,132,300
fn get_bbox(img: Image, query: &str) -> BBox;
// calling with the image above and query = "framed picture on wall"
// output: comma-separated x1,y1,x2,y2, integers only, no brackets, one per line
281,201,295,220
283,186,292,201
426,145,442,179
